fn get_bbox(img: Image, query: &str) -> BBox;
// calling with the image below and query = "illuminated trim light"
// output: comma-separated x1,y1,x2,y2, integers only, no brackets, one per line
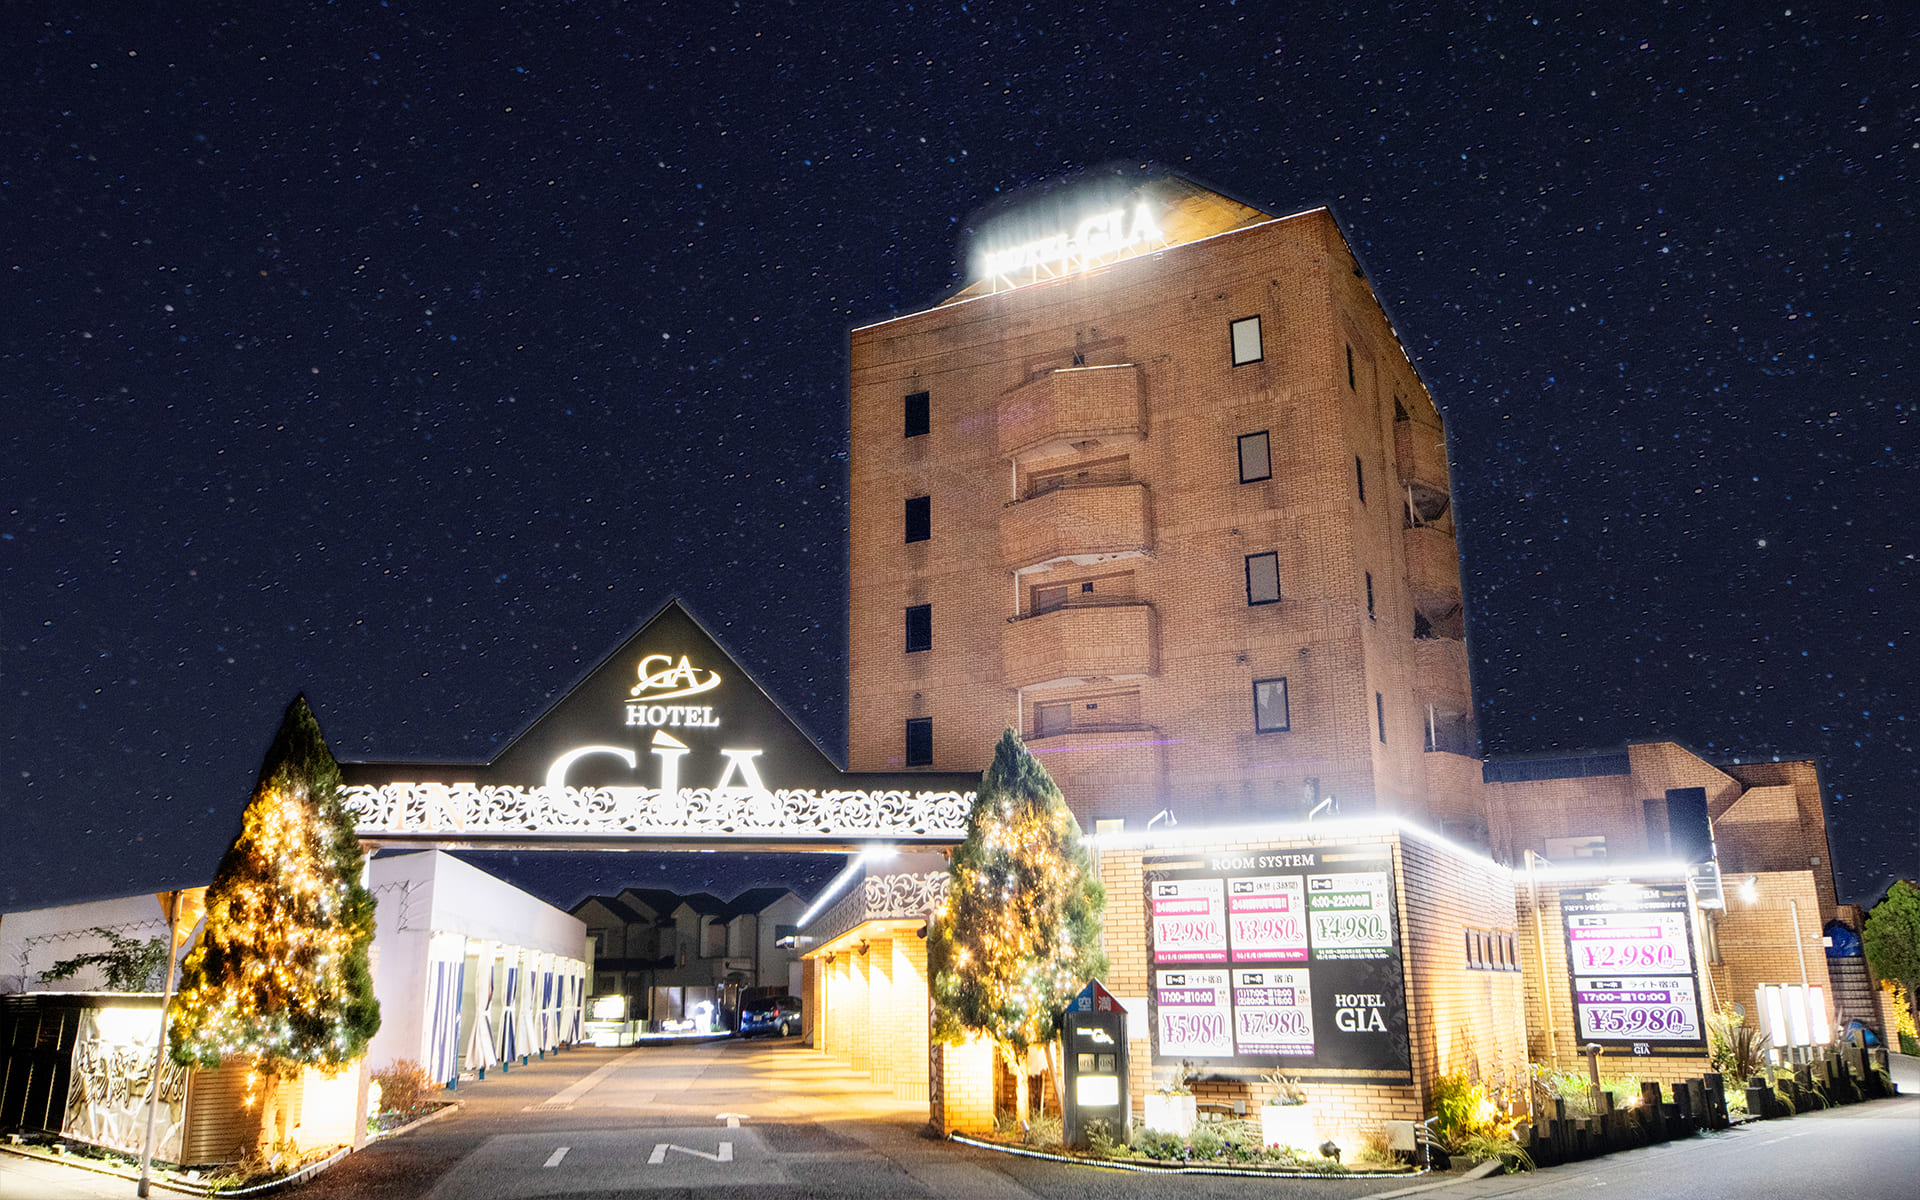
978,203,1165,288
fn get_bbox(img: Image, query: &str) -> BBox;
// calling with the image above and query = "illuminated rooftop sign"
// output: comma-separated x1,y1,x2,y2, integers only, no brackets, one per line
978,202,1165,286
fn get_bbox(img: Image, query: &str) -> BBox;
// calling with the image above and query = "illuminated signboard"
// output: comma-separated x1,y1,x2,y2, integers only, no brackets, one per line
978,202,1165,284
1144,843,1410,1073
340,601,978,844
1560,883,1707,1053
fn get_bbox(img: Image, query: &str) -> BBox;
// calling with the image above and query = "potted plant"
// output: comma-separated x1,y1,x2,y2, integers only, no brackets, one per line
1259,1072,1316,1150
1144,1062,1199,1137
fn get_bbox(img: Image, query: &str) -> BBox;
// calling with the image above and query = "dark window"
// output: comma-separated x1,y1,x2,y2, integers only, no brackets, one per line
1033,584,1069,614
1366,572,1375,619
1253,677,1290,733
1356,455,1366,503
1238,431,1272,483
904,604,931,653
905,717,933,766
1346,345,1356,389
904,494,930,543
904,391,930,438
1246,552,1281,605
1376,692,1387,743
1230,316,1263,365
1034,700,1072,738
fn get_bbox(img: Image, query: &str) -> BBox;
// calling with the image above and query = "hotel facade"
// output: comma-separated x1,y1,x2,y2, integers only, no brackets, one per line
824,177,1857,1137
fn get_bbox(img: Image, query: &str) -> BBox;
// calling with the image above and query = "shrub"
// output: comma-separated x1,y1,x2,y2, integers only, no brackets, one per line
371,1060,432,1117
1707,1004,1771,1081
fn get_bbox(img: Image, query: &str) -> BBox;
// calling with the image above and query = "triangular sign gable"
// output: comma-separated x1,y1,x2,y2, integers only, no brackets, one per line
339,600,977,846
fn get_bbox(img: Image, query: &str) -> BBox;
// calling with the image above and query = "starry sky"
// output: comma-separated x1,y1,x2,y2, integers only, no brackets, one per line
4,3,1911,915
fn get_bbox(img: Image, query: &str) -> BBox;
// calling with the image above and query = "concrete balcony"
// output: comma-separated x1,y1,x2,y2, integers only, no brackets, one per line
1003,603,1157,691
1003,482,1151,574
1413,637,1472,712
997,364,1145,462
1405,524,1463,618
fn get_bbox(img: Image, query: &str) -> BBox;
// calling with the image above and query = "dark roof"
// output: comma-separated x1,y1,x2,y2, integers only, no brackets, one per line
726,887,796,915
676,891,731,917
572,895,647,925
615,887,685,919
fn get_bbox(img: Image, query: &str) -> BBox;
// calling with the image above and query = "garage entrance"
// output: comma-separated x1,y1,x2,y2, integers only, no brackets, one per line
338,600,974,1106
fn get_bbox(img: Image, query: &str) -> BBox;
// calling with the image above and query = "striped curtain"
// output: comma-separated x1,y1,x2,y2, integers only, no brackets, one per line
498,956,520,1063
464,945,498,1073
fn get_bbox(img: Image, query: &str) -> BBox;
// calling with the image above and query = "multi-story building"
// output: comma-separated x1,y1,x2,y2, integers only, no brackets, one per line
848,177,1481,845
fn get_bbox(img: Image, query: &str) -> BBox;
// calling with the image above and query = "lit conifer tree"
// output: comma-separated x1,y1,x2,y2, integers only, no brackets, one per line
929,729,1106,1120
170,695,379,1145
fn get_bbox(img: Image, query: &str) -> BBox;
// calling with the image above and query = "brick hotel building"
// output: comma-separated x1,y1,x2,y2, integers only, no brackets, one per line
820,177,1862,1136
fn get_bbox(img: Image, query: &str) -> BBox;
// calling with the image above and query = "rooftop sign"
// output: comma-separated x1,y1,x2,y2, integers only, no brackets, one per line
977,202,1165,287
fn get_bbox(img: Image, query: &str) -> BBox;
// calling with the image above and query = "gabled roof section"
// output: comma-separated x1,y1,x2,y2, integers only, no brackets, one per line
339,598,977,798
726,886,796,915
573,895,648,925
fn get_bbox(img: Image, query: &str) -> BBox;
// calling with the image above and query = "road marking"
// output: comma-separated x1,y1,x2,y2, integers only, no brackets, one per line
648,1142,734,1164
717,1112,747,1128
543,1147,570,1168
532,1048,646,1109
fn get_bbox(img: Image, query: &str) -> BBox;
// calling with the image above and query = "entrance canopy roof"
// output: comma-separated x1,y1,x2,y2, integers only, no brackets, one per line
339,601,977,851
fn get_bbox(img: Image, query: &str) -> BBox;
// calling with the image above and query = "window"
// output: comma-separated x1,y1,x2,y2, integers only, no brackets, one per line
904,494,930,543
1237,431,1271,483
904,604,931,653
1346,344,1355,389
1253,677,1290,732
1230,315,1264,365
1377,692,1387,743
1356,455,1366,503
1033,584,1068,614
904,391,930,438
1245,552,1281,605
1034,700,1073,738
1366,572,1375,619
904,717,933,766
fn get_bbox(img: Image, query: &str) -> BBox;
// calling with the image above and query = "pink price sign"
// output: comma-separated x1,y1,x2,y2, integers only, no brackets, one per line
1226,875,1309,962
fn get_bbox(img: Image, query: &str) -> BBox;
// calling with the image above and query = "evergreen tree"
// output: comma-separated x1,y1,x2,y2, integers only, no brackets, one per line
1863,879,1920,1029
170,695,378,1140
929,729,1106,1119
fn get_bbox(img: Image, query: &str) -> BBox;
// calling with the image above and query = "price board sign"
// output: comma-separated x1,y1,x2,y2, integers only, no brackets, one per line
1144,843,1409,1072
1560,883,1707,1053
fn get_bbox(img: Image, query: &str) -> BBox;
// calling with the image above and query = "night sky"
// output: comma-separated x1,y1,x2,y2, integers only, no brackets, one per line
4,4,1911,915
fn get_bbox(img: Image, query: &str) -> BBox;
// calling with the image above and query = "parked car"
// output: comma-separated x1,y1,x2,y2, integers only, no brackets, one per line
738,995,802,1038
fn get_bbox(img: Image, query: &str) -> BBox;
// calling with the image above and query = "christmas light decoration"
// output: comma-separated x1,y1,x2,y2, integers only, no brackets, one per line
169,696,379,1139
929,729,1106,1119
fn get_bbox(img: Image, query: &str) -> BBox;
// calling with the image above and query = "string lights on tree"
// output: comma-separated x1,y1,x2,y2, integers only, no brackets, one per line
168,695,379,1145
929,729,1106,1121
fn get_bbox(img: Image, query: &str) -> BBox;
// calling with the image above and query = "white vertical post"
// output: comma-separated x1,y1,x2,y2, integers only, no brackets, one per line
137,890,184,1198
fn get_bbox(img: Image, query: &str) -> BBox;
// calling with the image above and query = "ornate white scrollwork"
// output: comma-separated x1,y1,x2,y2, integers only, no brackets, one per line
341,782,974,841
807,870,952,948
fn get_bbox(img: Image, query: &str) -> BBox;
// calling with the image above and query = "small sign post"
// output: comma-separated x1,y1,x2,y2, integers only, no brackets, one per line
1061,981,1129,1149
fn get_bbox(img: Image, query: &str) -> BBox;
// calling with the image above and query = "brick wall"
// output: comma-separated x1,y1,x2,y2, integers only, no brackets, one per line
1709,869,1835,1044
848,204,1469,835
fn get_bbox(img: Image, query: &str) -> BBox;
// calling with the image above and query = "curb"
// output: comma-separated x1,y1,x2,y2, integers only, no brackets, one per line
367,1099,463,1143
948,1132,1423,1180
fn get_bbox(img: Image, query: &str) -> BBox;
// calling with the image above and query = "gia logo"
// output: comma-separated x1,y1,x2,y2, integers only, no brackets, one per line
629,654,722,701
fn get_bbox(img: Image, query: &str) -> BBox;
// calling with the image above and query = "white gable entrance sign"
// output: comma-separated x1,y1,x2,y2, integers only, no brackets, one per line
340,601,977,848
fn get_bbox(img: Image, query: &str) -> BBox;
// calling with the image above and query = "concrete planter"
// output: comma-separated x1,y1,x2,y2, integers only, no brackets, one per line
1144,1093,1197,1137
1260,1101,1317,1150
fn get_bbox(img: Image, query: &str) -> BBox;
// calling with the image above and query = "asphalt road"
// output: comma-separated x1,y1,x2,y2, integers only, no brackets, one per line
295,1038,1398,1199
9,1044,1910,1200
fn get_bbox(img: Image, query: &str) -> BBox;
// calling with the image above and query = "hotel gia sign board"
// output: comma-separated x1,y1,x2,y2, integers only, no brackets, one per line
340,601,976,843
978,202,1164,282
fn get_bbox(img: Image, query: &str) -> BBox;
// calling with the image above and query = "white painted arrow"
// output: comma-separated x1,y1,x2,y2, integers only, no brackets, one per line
648,1142,734,1164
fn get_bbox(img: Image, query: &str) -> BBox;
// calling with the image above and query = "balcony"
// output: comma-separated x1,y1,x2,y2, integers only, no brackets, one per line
998,364,1145,462
1003,482,1151,573
1003,602,1157,691
1413,637,1472,712
1404,524,1463,624
1394,420,1453,523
